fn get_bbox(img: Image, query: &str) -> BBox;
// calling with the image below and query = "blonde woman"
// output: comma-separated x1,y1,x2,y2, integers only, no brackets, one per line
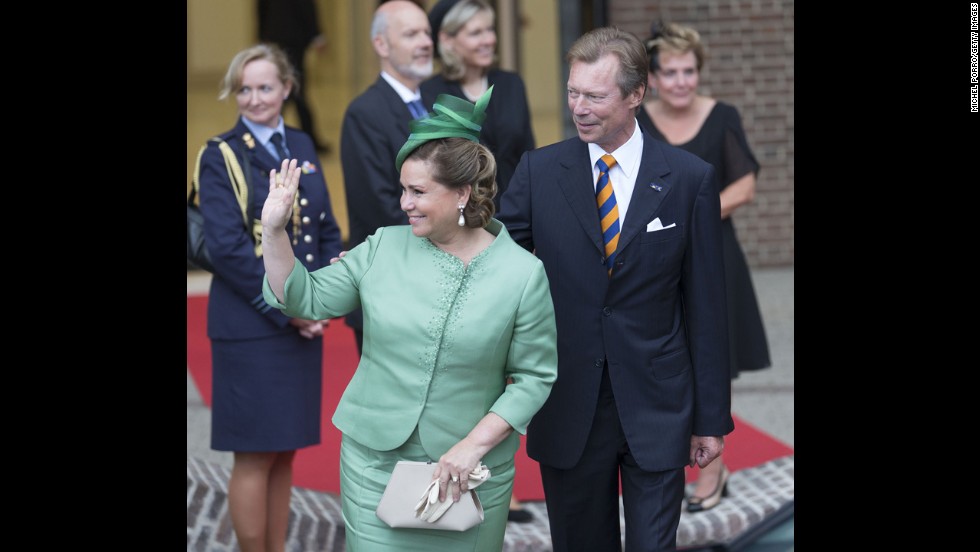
421,0,535,212
200,43,343,551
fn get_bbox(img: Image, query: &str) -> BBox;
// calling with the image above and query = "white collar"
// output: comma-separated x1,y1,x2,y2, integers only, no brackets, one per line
587,119,643,179
380,71,421,103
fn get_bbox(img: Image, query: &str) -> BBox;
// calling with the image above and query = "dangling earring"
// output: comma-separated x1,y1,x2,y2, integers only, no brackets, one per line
457,205,466,227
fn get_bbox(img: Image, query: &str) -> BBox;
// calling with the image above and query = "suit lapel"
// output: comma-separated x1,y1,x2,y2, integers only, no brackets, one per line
618,138,673,253
558,141,604,256
376,78,413,138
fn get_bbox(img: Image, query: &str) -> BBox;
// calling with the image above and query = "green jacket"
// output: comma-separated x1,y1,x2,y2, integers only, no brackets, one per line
264,219,557,468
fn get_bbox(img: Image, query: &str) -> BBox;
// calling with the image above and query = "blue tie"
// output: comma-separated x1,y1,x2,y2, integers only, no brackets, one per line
270,132,289,161
596,154,620,276
407,99,426,119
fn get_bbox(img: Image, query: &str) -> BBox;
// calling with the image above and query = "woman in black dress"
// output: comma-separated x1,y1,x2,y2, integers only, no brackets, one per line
421,0,538,522
637,21,772,513
421,0,535,211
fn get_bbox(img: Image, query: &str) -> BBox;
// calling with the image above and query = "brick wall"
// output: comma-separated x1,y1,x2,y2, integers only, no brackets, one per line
609,0,794,267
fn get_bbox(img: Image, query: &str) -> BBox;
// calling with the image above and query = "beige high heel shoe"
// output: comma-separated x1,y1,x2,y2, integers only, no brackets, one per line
686,464,729,513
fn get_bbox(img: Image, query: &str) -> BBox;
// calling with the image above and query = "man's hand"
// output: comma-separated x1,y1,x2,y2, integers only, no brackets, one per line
311,34,327,53
689,435,725,468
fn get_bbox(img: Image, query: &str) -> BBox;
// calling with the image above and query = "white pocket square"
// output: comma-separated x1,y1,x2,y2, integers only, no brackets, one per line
646,217,676,232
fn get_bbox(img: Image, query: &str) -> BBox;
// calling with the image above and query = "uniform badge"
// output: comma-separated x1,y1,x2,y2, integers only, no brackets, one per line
242,132,256,150
301,160,318,174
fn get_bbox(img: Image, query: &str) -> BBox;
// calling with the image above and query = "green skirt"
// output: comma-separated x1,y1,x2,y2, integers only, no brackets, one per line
339,429,515,551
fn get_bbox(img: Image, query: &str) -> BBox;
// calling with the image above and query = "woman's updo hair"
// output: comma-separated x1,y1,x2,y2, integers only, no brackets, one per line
406,137,497,228
645,21,706,73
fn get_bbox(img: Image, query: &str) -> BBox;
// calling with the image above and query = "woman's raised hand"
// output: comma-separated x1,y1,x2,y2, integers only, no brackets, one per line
261,158,301,231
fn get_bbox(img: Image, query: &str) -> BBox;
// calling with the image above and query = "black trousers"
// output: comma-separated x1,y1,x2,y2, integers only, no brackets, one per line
281,45,320,146
540,365,685,551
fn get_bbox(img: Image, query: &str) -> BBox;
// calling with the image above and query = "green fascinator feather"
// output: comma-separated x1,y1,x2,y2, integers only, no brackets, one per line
395,85,494,172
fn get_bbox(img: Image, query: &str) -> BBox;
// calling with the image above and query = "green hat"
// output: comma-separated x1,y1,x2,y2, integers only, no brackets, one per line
395,85,493,172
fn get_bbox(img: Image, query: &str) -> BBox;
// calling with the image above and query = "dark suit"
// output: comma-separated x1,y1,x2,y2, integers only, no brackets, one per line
339,76,417,343
498,128,734,551
258,0,323,146
421,69,535,208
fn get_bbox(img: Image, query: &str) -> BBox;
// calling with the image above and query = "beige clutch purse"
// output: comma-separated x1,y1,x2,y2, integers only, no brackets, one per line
375,461,489,531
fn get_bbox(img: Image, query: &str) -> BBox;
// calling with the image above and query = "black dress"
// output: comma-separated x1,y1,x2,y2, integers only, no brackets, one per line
637,102,771,378
421,69,535,210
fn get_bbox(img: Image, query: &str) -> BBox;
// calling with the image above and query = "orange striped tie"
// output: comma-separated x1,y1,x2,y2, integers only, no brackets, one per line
595,154,619,276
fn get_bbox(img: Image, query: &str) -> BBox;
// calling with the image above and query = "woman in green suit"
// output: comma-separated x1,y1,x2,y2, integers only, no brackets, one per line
260,88,558,551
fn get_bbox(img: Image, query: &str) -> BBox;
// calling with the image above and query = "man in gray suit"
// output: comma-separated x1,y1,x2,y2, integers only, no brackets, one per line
499,27,734,551
340,0,433,351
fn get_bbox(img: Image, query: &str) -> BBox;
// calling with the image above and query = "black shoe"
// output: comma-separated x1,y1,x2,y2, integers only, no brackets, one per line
508,508,534,523
686,465,729,513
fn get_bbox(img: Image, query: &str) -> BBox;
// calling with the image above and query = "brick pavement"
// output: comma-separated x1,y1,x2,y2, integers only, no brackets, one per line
187,455,794,551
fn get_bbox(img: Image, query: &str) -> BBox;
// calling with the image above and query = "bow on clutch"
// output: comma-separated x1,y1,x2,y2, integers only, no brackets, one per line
414,463,491,523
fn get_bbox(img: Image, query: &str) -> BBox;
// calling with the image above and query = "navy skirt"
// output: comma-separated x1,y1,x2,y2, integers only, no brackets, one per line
210,332,322,451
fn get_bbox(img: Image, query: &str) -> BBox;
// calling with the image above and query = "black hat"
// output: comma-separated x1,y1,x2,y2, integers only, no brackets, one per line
428,0,464,59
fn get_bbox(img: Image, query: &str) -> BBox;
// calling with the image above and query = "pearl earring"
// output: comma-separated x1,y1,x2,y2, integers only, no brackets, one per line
458,205,466,227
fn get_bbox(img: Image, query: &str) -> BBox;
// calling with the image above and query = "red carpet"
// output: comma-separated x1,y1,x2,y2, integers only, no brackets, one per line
188,295,793,499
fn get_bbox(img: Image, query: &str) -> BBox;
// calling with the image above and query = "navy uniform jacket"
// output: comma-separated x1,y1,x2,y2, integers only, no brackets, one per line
421,69,535,207
197,118,343,340
498,129,734,472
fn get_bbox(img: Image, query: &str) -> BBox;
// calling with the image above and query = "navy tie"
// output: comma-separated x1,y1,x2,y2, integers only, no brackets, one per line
407,99,426,119
270,132,289,161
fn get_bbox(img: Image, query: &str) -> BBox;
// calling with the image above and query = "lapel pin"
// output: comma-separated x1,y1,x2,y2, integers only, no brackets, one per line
649,182,662,191
242,132,256,150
